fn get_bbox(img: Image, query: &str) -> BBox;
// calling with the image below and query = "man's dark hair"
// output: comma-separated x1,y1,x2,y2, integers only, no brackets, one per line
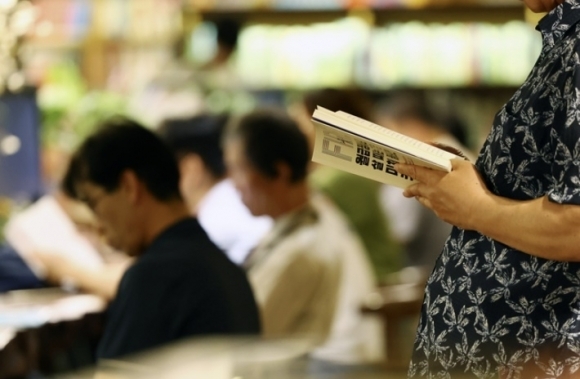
225,108,309,183
158,114,228,179
62,117,182,201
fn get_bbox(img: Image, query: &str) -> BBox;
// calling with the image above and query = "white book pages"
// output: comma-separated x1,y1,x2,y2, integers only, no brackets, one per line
3,195,104,279
311,107,461,188
334,109,459,162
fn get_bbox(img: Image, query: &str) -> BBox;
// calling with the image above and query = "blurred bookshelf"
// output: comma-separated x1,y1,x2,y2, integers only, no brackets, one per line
187,17,539,90
23,0,182,91
16,0,538,151
184,0,525,24
21,0,533,92
182,0,536,150
186,5,525,25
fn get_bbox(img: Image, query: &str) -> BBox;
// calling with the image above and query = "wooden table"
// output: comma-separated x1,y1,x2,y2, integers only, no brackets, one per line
0,288,106,378
53,336,410,379
362,282,425,369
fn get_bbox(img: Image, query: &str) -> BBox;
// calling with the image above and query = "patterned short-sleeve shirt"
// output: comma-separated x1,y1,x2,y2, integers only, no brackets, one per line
409,2,580,378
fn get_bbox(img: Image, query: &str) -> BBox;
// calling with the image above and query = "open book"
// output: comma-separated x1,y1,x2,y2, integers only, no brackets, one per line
3,195,104,279
311,106,461,188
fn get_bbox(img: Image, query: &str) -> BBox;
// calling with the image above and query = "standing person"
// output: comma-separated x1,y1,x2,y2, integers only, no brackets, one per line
223,108,384,364
158,114,272,265
397,0,580,377
62,117,260,360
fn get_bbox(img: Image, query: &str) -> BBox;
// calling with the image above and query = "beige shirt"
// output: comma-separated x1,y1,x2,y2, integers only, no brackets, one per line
247,193,382,363
247,199,341,343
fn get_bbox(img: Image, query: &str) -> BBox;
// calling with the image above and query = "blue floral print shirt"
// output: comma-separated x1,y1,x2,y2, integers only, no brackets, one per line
409,2,580,378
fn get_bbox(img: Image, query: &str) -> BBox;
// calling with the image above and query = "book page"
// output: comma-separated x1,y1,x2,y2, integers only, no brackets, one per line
3,196,104,279
334,110,459,160
313,107,457,170
311,121,448,189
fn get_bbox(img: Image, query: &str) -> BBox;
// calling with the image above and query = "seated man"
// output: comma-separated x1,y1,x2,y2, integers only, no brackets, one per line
157,114,272,265
62,117,260,359
223,109,383,364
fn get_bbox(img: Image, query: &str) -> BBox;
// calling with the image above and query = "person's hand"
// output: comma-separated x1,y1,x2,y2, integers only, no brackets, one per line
34,252,75,284
395,158,492,230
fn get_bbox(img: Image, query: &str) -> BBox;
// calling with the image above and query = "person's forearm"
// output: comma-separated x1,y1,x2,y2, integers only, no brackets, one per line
79,264,126,300
59,261,129,300
475,195,580,261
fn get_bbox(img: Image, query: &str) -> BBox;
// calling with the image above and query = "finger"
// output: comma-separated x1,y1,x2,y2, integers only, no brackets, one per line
403,183,424,198
396,164,444,186
395,163,418,181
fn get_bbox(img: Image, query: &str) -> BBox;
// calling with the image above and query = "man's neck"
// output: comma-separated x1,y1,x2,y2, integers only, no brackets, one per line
143,199,192,247
269,183,310,220
184,177,222,216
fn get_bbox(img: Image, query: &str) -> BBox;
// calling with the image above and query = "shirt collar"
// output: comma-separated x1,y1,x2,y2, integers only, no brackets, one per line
244,201,318,270
143,217,201,256
537,0,580,50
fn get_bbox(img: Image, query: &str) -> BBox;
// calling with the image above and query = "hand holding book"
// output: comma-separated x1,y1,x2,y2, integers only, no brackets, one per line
310,106,464,188
396,158,489,231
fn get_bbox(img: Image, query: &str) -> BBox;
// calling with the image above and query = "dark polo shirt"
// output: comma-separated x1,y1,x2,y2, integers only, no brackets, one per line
97,217,260,360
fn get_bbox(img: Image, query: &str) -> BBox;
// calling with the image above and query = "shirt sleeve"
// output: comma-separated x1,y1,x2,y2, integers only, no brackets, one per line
249,250,328,338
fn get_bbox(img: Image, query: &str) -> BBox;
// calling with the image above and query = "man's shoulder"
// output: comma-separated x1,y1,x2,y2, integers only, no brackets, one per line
146,218,222,256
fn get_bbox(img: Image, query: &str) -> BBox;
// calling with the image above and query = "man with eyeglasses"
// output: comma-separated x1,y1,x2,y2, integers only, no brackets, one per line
62,117,260,360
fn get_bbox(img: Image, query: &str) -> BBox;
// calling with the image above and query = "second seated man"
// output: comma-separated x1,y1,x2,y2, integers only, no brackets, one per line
158,113,272,265
223,108,384,365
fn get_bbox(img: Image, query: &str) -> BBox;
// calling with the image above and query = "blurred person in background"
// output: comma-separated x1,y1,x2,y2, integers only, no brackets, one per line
291,88,401,283
375,91,475,274
63,117,260,360
34,113,272,297
158,113,272,265
195,18,243,91
223,108,384,367
128,18,245,127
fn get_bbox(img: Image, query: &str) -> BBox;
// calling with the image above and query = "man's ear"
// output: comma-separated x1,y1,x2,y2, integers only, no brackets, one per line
275,162,292,184
119,170,141,204
179,154,206,191
179,154,204,178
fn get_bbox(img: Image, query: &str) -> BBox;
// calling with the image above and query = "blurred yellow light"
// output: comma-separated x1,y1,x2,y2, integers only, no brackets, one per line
0,134,21,156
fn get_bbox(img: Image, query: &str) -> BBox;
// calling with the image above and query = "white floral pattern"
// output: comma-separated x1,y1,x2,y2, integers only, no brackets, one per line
409,1,580,378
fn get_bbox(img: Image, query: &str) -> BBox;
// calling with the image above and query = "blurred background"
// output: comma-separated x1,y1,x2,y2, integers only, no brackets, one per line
0,0,541,216
0,1,544,377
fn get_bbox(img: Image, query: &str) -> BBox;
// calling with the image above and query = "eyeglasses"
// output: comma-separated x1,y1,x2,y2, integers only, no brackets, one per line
81,191,112,212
